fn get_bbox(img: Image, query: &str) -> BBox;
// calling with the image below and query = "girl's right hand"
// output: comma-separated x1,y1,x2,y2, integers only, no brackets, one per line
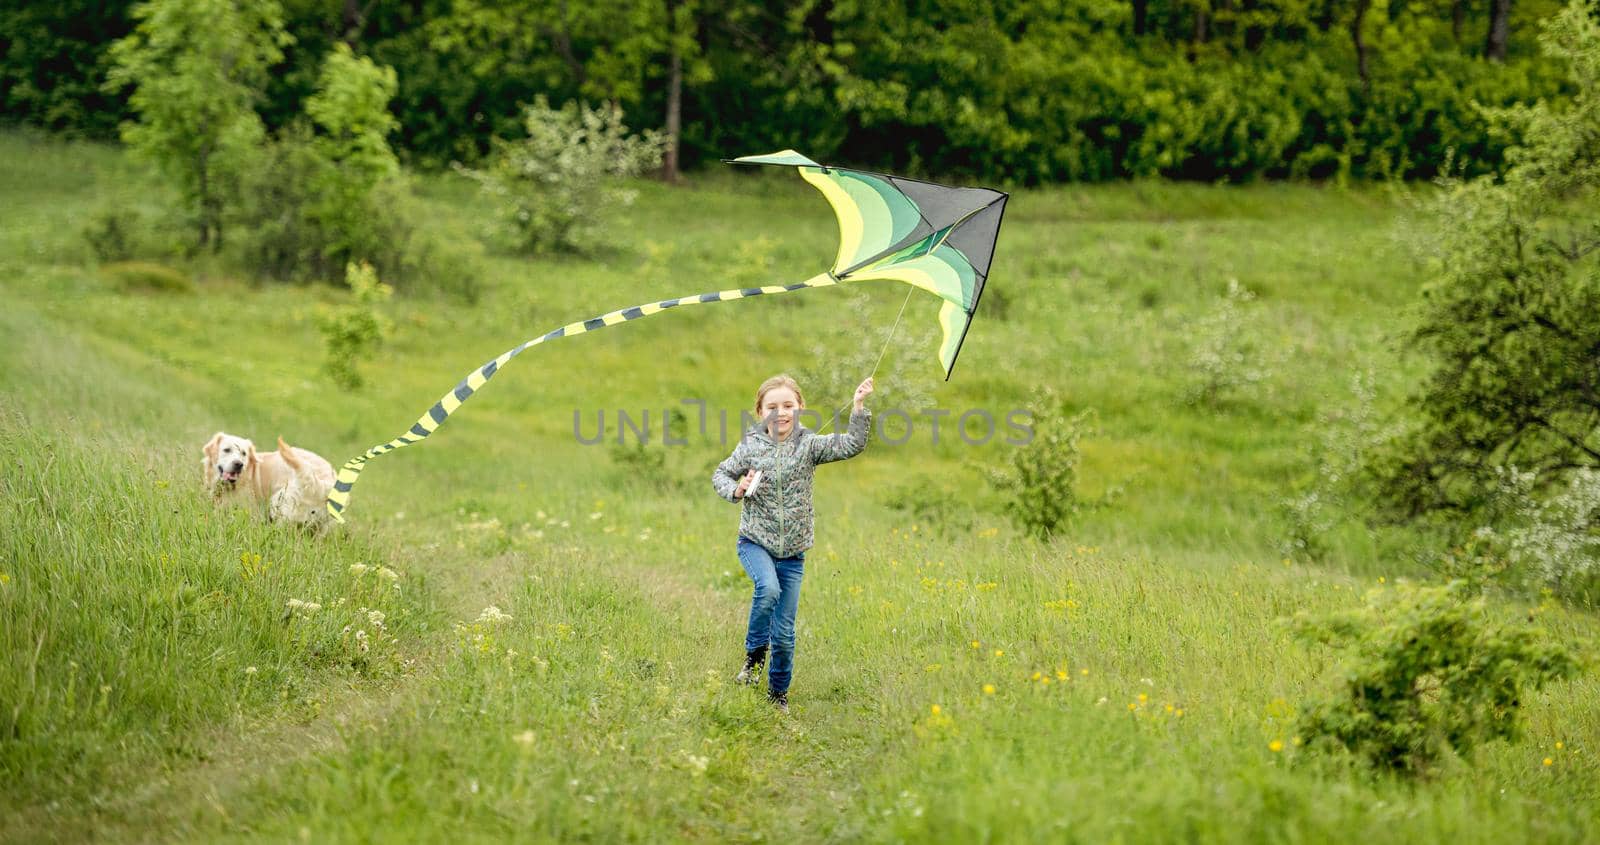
734,469,756,499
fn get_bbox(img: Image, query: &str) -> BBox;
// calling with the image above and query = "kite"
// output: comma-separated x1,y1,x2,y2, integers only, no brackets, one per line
324,150,1008,523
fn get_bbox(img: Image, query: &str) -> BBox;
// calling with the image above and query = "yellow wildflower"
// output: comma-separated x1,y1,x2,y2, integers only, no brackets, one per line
1056,670,1069,681
982,684,996,695
930,704,942,716
1543,757,1554,767
1269,740,1284,753
994,649,1004,658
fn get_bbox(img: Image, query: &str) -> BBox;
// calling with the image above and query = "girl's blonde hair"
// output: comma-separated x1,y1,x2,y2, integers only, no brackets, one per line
754,374,805,413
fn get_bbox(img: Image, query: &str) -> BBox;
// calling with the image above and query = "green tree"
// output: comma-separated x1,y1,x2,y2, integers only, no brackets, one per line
241,42,420,284
0,0,135,137
103,0,290,249
1374,0,1600,519
304,42,400,267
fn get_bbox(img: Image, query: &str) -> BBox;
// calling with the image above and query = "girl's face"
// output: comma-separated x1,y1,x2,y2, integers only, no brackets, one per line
760,386,802,438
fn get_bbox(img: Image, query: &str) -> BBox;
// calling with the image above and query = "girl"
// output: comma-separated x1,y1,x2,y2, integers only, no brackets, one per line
711,374,874,713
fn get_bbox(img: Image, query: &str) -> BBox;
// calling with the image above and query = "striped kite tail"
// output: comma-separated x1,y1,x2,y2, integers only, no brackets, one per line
324,274,837,523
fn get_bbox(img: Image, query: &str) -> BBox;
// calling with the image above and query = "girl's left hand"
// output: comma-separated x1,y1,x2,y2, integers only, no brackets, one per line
853,377,874,411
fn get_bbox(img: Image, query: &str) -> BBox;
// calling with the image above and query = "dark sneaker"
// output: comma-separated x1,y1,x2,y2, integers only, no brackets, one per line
769,691,789,714
735,646,767,686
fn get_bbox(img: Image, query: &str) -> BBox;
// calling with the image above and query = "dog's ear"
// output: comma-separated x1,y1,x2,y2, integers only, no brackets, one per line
201,432,224,489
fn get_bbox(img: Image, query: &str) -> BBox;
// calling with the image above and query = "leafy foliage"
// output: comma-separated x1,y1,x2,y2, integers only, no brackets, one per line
238,44,412,284
1183,278,1271,407
317,261,393,391
987,402,1092,541
454,97,665,253
102,0,289,249
13,0,1573,184
1375,1,1600,520
1291,580,1580,774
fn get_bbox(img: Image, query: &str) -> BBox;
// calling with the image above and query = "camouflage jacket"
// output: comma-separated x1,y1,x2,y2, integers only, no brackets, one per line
711,409,872,558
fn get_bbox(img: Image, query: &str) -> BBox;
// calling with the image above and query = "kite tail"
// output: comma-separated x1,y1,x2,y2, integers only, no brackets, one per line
325,273,838,523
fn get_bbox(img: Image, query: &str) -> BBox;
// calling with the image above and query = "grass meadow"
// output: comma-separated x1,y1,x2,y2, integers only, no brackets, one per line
2,129,1598,842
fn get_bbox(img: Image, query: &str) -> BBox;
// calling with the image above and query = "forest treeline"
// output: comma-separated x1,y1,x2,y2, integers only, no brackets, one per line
0,0,1575,182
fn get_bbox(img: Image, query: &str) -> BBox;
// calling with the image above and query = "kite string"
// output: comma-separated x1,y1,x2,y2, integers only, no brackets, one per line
813,286,914,437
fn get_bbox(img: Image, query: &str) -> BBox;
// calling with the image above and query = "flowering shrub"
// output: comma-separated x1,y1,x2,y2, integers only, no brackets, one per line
454,97,664,253
1184,279,1270,407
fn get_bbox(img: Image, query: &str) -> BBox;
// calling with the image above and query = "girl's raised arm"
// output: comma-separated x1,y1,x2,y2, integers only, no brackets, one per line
809,408,872,465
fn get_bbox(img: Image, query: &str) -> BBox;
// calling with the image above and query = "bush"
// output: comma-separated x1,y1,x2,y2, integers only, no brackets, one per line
1290,580,1580,775
317,261,393,390
882,482,977,537
1281,370,1387,562
83,207,144,262
987,402,1092,541
454,97,665,254
1184,279,1270,407
99,260,192,294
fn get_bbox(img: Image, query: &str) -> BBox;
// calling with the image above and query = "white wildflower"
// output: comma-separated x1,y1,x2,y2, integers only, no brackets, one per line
475,605,514,624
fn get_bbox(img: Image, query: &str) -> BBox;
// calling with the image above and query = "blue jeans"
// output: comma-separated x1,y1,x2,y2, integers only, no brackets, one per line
737,538,805,696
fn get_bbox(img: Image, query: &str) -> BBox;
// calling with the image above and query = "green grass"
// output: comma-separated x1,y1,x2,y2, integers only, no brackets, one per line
1,129,1596,842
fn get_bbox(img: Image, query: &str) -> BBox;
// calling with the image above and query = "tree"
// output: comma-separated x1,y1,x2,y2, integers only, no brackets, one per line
239,42,415,283
103,0,289,250
0,0,136,137
1374,0,1600,519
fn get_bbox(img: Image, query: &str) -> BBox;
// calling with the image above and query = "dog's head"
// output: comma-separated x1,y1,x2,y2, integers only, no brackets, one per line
202,431,256,494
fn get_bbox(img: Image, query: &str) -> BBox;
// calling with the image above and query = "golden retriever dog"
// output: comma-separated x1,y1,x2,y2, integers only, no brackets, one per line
201,432,337,526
